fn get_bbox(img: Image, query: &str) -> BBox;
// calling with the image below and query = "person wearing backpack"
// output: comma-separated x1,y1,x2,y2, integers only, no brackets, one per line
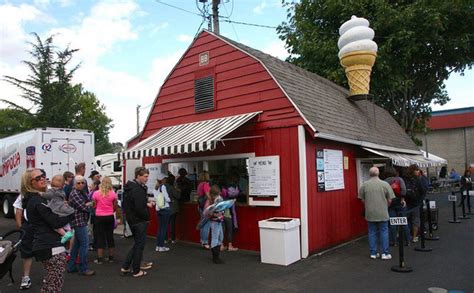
403,165,425,243
384,167,411,246
154,176,172,252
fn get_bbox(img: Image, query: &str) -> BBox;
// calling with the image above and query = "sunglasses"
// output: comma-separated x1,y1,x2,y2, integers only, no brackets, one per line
32,174,46,182
76,182,85,185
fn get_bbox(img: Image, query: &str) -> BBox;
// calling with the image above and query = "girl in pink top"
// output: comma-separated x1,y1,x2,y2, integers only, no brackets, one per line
92,176,118,264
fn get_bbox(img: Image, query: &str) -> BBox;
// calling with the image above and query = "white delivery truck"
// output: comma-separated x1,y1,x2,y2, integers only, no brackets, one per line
95,153,122,190
0,128,95,218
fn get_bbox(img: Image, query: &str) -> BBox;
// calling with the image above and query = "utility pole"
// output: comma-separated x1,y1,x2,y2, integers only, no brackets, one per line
212,0,220,34
136,104,141,134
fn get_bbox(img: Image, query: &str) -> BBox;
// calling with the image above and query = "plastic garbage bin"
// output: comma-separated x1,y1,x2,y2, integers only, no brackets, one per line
258,217,301,266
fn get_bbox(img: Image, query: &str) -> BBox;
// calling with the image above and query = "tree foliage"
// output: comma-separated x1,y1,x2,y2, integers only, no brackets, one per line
277,0,474,136
1,33,115,155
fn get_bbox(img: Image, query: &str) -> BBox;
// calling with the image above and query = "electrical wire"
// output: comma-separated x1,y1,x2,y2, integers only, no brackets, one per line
155,0,202,17
221,19,278,29
222,0,239,41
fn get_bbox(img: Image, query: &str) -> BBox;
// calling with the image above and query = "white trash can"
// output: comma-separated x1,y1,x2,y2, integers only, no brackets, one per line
258,217,301,266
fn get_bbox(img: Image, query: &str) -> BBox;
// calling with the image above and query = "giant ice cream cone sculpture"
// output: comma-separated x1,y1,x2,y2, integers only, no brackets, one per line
338,16,378,96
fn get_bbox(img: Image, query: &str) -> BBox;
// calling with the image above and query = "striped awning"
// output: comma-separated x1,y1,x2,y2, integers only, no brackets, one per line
121,112,261,160
363,147,447,168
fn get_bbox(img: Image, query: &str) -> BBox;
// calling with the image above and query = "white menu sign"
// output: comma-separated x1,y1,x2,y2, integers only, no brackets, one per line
323,149,345,191
249,156,280,197
144,163,166,194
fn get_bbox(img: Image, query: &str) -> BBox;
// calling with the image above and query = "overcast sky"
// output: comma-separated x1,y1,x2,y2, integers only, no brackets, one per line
1,0,473,145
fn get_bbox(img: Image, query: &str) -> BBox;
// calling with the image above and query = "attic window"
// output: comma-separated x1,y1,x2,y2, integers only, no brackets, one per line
194,75,215,112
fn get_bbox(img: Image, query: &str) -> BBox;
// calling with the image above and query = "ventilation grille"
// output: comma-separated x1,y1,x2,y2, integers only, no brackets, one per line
194,76,214,112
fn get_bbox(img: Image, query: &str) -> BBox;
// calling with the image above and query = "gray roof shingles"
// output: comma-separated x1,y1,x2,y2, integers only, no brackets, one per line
215,33,418,152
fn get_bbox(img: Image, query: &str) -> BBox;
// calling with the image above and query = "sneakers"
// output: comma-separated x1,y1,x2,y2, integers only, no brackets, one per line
20,276,31,290
369,253,380,259
412,236,419,243
155,246,170,252
94,258,104,264
61,230,74,244
381,254,392,260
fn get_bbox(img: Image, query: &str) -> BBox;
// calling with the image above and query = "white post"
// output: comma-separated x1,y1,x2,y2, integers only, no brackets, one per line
298,125,309,258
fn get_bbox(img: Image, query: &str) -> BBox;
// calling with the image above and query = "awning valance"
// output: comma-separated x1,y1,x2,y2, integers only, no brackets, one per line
363,147,447,168
121,112,261,160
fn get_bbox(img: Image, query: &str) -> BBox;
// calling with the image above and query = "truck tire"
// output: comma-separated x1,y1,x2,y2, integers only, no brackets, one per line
2,194,15,218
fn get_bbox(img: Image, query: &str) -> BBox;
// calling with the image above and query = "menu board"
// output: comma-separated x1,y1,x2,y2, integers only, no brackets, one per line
144,163,166,194
317,149,345,191
249,156,280,197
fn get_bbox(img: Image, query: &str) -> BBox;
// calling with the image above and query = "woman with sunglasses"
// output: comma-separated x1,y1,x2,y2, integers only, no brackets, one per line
66,175,95,276
23,168,74,292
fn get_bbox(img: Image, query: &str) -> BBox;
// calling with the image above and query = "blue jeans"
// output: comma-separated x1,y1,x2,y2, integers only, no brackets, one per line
210,221,223,248
156,208,171,247
388,206,411,244
200,219,211,245
123,222,148,274
368,221,389,255
67,225,89,273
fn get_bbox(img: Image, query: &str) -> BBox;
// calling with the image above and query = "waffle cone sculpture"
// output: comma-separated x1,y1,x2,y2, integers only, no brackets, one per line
338,16,378,96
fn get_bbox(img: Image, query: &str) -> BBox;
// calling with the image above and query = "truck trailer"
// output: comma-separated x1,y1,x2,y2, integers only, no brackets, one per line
0,128,95,218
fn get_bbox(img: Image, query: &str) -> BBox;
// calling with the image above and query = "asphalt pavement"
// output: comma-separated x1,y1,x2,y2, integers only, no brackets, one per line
0,191,472,292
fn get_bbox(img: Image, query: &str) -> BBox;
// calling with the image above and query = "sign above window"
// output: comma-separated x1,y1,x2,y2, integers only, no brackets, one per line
199,51,209,66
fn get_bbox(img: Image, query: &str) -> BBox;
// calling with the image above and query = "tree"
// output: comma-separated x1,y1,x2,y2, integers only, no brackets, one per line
0,109,34,138
277,0,474,137
1,33,114,154
70,84,114,155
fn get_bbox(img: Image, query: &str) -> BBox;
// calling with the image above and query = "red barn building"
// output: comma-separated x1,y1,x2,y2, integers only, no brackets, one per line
122,30,441,256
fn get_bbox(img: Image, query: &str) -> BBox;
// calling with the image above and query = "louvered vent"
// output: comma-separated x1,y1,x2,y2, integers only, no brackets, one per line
194,76,214,112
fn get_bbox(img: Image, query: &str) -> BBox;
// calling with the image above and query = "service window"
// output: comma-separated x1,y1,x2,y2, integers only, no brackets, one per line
165,156,250,205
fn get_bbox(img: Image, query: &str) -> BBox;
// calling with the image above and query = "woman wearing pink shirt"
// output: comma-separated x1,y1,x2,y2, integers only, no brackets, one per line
92,176,118,264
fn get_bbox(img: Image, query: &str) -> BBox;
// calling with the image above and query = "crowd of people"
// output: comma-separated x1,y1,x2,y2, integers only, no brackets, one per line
358,164,473,259
12,164,241,291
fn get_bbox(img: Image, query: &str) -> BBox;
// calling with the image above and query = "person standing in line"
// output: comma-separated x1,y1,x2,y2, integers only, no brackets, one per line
14,192,34,290
460,169,472,208
67,176,95,276
88,170,101,251
384,167,411,246
23,168,74,292
176,168,192,203
92,176,118,264
358,167,395,260
403,165,424,243
197,171,211,249
154,176,172,252
166,174,181,244
203,185,225,264
121,167,154,278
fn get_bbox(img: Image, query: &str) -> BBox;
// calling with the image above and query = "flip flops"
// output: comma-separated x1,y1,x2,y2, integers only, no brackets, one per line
140,262,153,270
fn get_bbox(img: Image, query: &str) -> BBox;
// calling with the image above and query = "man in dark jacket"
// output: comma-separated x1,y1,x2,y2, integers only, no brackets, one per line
121,167,153,277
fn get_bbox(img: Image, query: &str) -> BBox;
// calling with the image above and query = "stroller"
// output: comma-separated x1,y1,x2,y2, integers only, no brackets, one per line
0,229,25,283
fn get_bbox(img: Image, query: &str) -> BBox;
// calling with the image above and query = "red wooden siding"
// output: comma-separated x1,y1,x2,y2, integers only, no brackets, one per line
306,138,366,252
139,31,304,142
141,126,301,251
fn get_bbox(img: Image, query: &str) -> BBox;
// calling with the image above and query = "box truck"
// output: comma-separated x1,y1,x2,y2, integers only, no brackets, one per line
0,128,95,218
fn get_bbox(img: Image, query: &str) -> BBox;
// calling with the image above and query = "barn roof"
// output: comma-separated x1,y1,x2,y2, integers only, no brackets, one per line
208,31,419,153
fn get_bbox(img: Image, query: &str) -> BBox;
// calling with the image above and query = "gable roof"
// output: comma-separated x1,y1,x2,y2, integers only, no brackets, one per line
206,31,419,154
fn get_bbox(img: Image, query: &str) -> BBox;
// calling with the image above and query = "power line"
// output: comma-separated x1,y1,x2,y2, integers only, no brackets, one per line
222,0,239,41
155,0,202,17
221,19,278,29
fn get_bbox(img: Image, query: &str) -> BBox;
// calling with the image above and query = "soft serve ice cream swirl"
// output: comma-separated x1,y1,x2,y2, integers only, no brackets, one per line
338,16,377,59
337,16,378,96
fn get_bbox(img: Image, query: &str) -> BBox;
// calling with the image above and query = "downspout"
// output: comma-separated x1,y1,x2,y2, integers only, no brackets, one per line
298,125,309,258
